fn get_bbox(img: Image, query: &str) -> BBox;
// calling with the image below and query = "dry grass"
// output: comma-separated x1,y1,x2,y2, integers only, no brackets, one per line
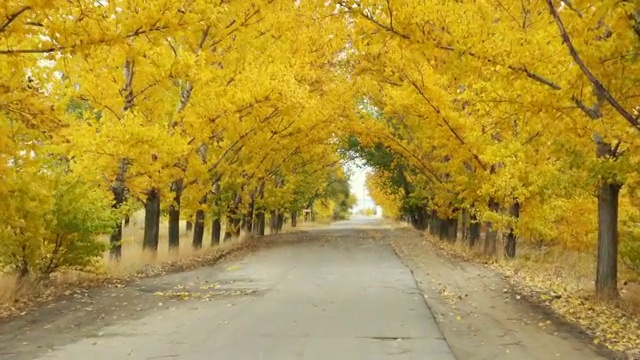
0,276,19,304
0,212,330,318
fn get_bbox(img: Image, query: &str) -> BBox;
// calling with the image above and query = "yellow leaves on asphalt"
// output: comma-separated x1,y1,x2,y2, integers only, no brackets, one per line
153,281,257,302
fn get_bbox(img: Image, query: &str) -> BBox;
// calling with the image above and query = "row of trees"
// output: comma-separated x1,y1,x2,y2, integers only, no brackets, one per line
3,0,638,303
338,0,640,300
0,1,356,280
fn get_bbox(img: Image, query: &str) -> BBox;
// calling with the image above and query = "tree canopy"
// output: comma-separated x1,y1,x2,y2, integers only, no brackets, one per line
1,0,640,302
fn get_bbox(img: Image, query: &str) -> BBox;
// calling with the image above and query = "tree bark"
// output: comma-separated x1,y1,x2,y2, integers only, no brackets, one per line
438,217,448,240
109,218,123,261
242,215,250,233
225,216,234,241
277,212,284,233
243,201,254,233
192,210,205,249
416,206,429,230
142,189,160,253
596,181,621,299
192,195,207,249
168,205,180,251
124,214,130,227
112,58,133,259
446,218,458,242
257,211,266,236
186,221,193,232
211,217,222,246
484,227,498,255
226,212,237,241
168,180,183,251
109,189,125,261
460,209,469,243
469,213,481,248
232,217,242,238
484,198,500,256
591,138,622,299
429,211,440,236
504,201,521,259
291,211,297,227
269,210,277,234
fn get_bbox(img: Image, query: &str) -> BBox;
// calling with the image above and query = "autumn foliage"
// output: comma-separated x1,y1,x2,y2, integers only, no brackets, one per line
338,0,640,301
2,0,640,308
0,1,356,281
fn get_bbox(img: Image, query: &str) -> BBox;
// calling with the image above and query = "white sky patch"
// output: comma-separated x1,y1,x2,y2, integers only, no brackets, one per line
345,159,375,212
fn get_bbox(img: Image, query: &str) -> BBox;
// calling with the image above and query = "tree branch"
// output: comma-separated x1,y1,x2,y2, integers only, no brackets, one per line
546,0,640,131
0,6,30,34
520,67,561,90
383,133,442,185
384,0,394,30
0,24,171,55
404,75,487,171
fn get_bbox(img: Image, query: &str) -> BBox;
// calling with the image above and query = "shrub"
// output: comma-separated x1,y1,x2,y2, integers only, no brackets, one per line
0,166,115,281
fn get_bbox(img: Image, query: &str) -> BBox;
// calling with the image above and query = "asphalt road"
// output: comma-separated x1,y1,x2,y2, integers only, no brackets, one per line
32,216,455,360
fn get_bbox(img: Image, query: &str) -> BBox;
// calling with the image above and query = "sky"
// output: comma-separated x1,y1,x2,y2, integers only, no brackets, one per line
345,160,376,213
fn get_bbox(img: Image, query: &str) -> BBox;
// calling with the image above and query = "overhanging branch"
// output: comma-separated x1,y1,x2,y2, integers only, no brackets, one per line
546,0,640,132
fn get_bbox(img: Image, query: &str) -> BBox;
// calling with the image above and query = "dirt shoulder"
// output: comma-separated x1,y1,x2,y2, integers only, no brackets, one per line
382,226,617,360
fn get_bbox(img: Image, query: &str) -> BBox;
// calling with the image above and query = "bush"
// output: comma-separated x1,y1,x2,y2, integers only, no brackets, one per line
0,166,115,281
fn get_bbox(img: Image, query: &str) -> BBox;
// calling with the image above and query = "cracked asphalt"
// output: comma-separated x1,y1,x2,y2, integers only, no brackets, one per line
6,216,455,360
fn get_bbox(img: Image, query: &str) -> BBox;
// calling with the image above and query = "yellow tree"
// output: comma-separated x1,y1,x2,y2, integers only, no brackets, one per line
335,0,640,299
0,1,182,272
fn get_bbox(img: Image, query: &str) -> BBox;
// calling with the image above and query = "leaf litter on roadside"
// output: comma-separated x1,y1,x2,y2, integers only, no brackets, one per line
412,232,640,356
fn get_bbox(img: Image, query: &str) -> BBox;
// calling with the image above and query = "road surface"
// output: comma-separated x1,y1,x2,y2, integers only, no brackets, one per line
1,216,455,360
0,216,609,360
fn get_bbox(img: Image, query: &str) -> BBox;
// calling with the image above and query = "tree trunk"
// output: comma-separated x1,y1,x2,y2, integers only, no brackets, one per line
446,218,458,242
109,188,125,261
413,206,428,230
232,217,242,237
596,182,621,299
142,189,161,253
244,199,255,232
484,226,498,255
277,212,284,233
226,210,238,240
504,201,521,259
257,211,266,236
192,210,205,249
186,221,193,232
168,205,180,252
469,213,481,248
438,218,448,240
242,213,252,233
124,214,130,227
269,210,278,234
291,211,298,227
225,216,234,241
18,251,29,281
192,195,207,249
109,219,123,261
168,180,183,251
484,198,500,256
592,139,621,299
429,216,439,236
461,209,470,243
211,217,222,246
